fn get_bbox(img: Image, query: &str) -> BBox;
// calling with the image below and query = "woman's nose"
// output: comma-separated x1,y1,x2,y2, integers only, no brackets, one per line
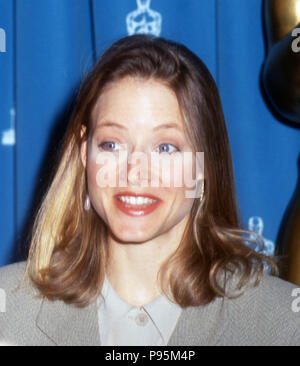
127,149,151,187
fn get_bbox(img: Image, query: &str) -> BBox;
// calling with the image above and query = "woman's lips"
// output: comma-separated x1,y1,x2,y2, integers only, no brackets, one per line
113,194,162,217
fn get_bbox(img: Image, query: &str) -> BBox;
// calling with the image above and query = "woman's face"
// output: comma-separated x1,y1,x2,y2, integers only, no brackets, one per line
81,76,201,244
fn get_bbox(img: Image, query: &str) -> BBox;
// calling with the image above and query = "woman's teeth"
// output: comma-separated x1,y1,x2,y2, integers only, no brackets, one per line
117,196,158,205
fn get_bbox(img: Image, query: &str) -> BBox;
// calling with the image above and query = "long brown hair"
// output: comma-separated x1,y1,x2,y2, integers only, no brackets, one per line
25,35,278,307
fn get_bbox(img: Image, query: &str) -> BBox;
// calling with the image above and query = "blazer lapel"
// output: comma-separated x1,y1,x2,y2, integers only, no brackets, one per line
36,297,100,346
35,292,228,346
167,296,228,346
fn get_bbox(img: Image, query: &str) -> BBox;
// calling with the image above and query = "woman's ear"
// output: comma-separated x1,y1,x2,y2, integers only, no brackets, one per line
80,125,87,169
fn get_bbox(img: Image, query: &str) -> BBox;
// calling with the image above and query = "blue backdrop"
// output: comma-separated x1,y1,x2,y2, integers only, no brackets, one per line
0,0,299,266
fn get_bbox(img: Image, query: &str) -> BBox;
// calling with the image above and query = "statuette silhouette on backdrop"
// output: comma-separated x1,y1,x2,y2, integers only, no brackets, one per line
248,216,275,257
126,0,162,36
1,108,15,146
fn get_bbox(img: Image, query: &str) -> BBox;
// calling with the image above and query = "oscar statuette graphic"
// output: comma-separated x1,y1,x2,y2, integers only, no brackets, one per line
263,0,300,285
276,156,300,285
263,0,300,124
126,0,162,36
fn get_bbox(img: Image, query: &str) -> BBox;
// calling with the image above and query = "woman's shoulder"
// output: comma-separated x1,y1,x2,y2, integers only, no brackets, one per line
220,272,300,345
230,272,300,311
168,272,300,346
0,260,48,345
0,260,42,307
0,260,27,290
0,260,42,310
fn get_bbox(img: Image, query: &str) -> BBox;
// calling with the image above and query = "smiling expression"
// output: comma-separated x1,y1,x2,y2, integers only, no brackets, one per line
81,76,202,244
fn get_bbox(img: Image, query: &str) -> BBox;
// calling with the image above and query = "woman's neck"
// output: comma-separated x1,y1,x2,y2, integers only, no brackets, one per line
105,227,184,307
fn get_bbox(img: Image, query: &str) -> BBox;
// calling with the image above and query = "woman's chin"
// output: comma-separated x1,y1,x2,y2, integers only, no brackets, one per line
109,227,157,245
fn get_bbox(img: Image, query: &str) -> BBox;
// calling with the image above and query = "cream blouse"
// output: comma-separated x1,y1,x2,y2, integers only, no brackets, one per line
97,275,183,346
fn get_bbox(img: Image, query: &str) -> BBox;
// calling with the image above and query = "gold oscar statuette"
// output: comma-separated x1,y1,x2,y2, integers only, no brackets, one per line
263,0,300,285
263,0,300,124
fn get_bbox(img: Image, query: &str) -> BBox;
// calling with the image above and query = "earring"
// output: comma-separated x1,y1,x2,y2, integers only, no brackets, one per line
199,181,205,202
84,195,91,211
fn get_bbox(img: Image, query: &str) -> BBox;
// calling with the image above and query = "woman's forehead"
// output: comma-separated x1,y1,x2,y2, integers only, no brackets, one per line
91,77,184,131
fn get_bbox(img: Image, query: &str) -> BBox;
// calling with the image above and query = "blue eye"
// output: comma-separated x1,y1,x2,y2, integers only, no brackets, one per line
158,143,179,154
98,141,180,154
98,141,119,151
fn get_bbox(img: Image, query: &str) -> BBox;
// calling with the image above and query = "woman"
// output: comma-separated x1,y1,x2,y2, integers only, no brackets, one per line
0,35,299,346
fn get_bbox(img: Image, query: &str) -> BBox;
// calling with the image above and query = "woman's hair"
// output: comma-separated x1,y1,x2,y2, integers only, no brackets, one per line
24,34,278,307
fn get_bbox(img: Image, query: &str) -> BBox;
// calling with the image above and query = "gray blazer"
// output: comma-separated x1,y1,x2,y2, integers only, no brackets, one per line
0,261,299,346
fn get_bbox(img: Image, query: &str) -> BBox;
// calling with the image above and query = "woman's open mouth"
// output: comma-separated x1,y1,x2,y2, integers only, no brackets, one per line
113,192,162,217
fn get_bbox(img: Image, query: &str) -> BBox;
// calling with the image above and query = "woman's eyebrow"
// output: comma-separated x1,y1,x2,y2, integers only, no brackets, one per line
95,121,183,132
95,121,127,131
153,122,183,132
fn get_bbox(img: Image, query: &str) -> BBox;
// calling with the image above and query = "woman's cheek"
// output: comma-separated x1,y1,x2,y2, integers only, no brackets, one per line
87,160,99,191
88,152,119,189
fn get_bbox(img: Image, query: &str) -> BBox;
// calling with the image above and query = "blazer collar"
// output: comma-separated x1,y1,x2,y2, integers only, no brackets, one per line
36,294,228,346
36,297,100,346
167,296,228,346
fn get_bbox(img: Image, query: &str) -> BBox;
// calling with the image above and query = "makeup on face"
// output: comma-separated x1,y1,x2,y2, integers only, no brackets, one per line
86,78,197,244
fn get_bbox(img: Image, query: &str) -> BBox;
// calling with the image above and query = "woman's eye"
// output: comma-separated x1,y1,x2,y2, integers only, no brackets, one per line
98,141,119,151
157,143,179,154
98,141,180,154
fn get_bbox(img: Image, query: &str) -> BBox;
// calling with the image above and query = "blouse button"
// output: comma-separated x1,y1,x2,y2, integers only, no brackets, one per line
135,312,149,326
